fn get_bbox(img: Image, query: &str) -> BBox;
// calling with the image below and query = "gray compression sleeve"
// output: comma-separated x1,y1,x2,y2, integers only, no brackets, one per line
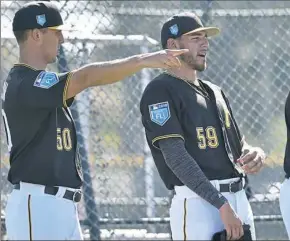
159,137,228,209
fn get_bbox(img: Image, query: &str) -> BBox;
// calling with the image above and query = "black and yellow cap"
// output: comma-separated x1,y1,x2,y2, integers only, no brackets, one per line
12,1,70,31
161,12,220,49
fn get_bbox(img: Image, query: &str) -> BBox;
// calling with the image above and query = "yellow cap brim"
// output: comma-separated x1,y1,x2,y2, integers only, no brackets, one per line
183,27,220,37
47,24,80,31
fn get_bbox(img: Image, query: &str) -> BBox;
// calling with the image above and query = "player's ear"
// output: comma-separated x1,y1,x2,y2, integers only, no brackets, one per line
31,29,43,44
166,38,179,50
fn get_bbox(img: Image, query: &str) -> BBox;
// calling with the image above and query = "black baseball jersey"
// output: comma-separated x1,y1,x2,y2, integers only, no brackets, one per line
2,64,83,188
284,91,290,178
140,73,243,190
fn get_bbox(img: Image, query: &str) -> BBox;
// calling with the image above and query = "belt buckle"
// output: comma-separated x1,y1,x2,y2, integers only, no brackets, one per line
228,181,235,193
72,190,82,202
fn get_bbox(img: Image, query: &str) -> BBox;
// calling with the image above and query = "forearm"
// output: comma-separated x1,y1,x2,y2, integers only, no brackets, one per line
79,54,146,87
65,54,149,99
159,138,228,209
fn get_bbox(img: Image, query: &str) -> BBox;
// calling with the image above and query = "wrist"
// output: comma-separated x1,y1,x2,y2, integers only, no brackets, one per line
214,194,228,210
219,201,229,211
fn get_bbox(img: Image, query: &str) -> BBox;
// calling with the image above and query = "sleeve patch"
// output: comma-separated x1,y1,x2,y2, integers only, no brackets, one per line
33,71,59,89
148,101,171,126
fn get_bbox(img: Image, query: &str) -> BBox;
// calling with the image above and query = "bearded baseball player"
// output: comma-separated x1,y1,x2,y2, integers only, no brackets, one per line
140,12,266,240
280,91,290,239
2,2,188,240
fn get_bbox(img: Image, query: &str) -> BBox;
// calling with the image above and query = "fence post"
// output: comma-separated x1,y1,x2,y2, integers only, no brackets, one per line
57,44,101,241
141,44,156,233
201,0,213,25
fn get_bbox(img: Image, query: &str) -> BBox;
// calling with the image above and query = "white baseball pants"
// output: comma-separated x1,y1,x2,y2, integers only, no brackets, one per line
280,177,290,239
169,177,256,240
5,182,83,240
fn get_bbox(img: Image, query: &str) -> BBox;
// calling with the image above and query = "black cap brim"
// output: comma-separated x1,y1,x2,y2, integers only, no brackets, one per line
183,26,220,37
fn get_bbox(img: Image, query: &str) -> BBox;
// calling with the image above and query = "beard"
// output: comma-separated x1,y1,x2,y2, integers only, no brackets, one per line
179,53,206,72
178,43,206,71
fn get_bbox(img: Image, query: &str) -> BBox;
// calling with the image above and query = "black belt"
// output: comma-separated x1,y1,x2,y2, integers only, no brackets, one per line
14,184,82,203
219,178,244,193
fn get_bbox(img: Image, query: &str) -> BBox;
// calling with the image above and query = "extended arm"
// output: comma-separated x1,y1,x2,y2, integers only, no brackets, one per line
65,49,188,99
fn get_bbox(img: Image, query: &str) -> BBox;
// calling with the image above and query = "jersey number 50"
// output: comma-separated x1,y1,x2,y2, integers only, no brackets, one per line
196,126,219,149
57,128,72,151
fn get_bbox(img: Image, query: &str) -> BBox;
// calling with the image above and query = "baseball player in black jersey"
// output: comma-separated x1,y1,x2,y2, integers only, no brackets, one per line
2,2,189,240
140,12,266,240
280,92,290,239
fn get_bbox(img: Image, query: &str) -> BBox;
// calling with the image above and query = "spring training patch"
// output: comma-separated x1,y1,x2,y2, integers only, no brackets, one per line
36,14,46,26
149,101,171,126
34,71,59,89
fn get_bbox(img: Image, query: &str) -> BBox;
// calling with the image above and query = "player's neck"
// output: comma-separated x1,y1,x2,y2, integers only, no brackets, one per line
18,46,47,70
167,66,198,86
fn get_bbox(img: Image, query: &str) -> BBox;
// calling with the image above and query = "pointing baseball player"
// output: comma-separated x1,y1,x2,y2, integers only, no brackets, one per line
2,2,188,240
280,92,290,239
140,12,266,240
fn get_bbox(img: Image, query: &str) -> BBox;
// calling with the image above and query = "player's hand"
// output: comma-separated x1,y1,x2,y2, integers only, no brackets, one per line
219,203,244,240
140,49,189,69
237,147,266,174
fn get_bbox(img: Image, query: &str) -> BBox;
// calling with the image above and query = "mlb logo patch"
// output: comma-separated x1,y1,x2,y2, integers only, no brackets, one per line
36,14,46,26
149,101,171,126
34,71,59,89
169,24,179,35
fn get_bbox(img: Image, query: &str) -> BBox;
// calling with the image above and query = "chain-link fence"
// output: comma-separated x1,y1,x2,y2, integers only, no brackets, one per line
1,1,290,240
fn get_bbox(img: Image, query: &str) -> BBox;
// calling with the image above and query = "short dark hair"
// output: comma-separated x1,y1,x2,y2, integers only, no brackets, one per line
13,30,29,44
13,28,47,44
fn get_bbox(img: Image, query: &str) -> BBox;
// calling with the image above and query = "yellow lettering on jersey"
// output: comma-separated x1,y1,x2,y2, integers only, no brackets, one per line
56,128,72,151
63,128,72,151
206,126,219,148
196,127,207,149
57,128,63,151
196,126,219,149
224,109,231,129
